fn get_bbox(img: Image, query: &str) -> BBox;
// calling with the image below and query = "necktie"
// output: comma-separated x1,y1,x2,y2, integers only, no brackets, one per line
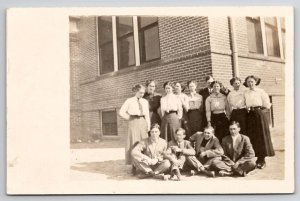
138,98,143,116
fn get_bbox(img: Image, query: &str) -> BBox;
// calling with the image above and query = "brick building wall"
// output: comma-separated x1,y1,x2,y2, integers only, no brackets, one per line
69,16,285,143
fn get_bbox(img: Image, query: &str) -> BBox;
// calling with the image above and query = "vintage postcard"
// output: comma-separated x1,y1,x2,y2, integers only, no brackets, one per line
6,7,294,194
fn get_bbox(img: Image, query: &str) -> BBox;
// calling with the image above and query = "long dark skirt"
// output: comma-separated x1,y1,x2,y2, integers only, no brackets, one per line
150,111,161,126
188,109,202,135
201,110,208,131
161,113,181,142
247,108,275,157
230,108,248,135
125,116,148,165
211,113,229,141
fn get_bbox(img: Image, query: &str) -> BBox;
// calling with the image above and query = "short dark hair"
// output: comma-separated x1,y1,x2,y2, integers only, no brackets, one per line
163,81,174,89
150,123,160,131
204,126,215,133
205,75,214,82
132,84,145,92
210,81,223,88
243,75,261,87
175,128,186,135
229,121,241,128
187,80,197,87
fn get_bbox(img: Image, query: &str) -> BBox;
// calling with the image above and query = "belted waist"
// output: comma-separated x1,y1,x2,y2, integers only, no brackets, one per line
212,111,225,114
130,115,145,119
232,106,247,110
165,110,177,114
248,106,262,111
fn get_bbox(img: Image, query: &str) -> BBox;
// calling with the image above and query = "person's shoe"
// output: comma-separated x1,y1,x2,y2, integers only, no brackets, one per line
174,169,182,181
153,174,170,181
190,170,197,176
257,161,266,169
218,170,233,177
202,169,215,177
137,171,154,179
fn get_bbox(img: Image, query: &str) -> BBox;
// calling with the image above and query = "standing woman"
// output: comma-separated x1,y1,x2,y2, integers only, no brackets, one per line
227,77,248,135
243,75,275,169
187,80,203,134
206,81,231,141
119,84,151,167
160,81,183,142
174,82,190,138
143,80,162,126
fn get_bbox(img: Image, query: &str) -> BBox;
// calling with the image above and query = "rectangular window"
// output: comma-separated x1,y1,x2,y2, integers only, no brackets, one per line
246,17,264,54
138,17,161,63
102,110,118,136
98,17,114,74
117,16,136,69
265,17,280,57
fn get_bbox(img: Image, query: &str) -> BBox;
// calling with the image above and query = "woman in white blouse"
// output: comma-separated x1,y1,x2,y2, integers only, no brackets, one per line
160,81,183,142
119,84,150,169
187,80,203,134
243,75,275,169
206,81,231,141
174,81,190,138
227,77,247,135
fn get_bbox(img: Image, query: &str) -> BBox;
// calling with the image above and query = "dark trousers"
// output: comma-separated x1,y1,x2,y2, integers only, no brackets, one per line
211,113,229,141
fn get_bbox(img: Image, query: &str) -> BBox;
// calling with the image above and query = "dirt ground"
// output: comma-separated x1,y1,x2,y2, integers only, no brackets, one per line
70,127,285,181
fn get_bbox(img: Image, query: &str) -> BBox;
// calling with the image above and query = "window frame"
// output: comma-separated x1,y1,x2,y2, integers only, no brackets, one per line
101,109,118,136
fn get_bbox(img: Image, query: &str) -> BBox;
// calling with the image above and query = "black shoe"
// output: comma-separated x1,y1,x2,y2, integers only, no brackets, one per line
218,170,233,177
137,171,154,179
202,169,215,177
256,161,266,169
131,166,137,175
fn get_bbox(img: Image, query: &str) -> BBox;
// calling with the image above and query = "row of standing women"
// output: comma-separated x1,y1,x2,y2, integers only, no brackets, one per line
119,75,275,172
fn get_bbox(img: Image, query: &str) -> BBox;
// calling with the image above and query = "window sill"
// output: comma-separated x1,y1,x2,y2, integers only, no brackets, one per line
240,53,285,63
101,135,121,140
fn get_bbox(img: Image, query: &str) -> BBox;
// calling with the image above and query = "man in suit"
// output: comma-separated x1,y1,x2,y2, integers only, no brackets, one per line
188,126,223,177
199,76,230,130
131,124,171,180
211,121,256,177
164,128,196,181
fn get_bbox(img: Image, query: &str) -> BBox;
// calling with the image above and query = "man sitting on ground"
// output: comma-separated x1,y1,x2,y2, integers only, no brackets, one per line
131,124,171,180
211,121,256,177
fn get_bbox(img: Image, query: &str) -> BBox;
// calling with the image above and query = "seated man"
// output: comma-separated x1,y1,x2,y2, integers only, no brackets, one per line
164,128,196,181
211,121,256,177
188,126,223,177
131,124,171,180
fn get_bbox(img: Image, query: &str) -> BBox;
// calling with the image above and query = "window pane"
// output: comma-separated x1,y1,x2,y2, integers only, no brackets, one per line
98,17,113,45
246,17,263,54
117,16,133,37
102,111,118,136
139,16,158,28
118,35,136,69
282,30,286,57
265,17,277,26
140,25,160,62
265,25,280,57
99,43,114,74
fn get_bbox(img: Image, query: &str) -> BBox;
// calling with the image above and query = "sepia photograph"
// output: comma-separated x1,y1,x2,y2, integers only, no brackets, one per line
6,7,294,194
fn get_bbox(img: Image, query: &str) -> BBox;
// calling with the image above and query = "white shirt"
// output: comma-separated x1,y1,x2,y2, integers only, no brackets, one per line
244,88,271,109
231,134,240,148
119,96,150,129
176,93,190,112
227,89,246,111
205,93,230,122
187,92,203,110
160,93,183,119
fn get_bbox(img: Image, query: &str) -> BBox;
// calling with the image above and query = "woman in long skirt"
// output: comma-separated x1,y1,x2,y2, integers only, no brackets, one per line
174,81,190,138
160,81,183,142
206,81,231,141
187,80,203,134
143,80,162,126
243,75,275,169
119,84,150,169
227,77,248,135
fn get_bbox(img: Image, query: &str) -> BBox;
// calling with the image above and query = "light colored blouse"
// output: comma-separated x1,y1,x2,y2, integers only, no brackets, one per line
176,93,190,112
187,92,203,110
160,93,183,119
244,88,271,109
227,89,246,111
119,96,150,130
205,93,230,122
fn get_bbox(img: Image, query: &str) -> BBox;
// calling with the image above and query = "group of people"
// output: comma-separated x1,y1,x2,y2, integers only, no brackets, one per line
119,75,275,180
